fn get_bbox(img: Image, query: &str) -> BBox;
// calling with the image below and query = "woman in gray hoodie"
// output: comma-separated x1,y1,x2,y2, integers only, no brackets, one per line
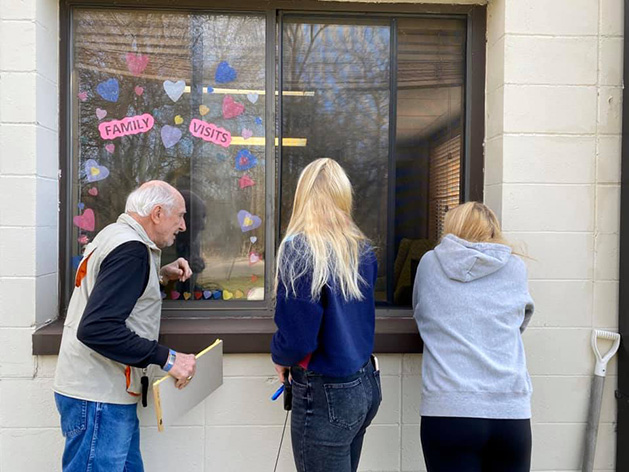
412,202,534,472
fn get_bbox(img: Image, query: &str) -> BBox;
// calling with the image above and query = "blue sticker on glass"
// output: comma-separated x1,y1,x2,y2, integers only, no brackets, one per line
96,78,119,102
215,61,237,84
207,86,214,94
255,117,263,126
78,202,85,211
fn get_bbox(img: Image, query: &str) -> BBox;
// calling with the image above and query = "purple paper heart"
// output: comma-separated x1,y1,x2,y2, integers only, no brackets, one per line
161,125,182,149
83,159,110,183
203,290,212,300
237,210,262,233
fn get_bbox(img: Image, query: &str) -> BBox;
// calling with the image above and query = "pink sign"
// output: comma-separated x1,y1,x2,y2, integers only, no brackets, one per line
99,114,154,140
189,119,232,148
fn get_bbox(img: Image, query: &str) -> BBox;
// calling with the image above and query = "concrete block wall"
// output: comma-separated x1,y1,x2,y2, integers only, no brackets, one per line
0,0,623,471
485,0,623,471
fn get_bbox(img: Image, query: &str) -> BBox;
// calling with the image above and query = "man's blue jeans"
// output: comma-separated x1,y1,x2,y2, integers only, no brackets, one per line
290,359,382,472
54,393,144,472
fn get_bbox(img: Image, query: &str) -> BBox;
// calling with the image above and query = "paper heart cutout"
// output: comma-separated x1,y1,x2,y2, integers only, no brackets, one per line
207,86,214,94
161,292,167,300
174,115,184,125
105,143,115,154
183,292,192,300
77,202,85,211
134,85,144,96
223,289,234,300
78,91,88,102
199,105,210,116
78,235,89,245
203,290,212,300
84,159,109,183
237,210,262,233
247,93,259,104
242,128,253,140
255,117,263,125
235,290,244,299
170,291,181,300
250,236,257,244
212,290,222,299
163,80,186,102
161,125,182,149
249,252,261,265
222,95,245,119
126,53,149,76
96,78,119,102
73,209,95,232
95,108,107,120
194,291,203,300
247,287,264,300
235,149,258,171
251,275,258,283
239,174,255,189
88,187,98,196
215,61,237,83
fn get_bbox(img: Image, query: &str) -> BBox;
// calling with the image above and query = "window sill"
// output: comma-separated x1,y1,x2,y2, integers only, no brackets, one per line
32,313,422,355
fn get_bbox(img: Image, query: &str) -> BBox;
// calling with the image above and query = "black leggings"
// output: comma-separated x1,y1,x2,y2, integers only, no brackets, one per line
420,416,532,472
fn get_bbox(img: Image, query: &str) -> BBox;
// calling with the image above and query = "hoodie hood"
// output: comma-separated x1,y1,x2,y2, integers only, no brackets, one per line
434,234,512,282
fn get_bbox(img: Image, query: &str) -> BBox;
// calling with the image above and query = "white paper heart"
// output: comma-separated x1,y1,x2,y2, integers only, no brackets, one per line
163,80,186,103
250,236,257,244
247,93,259,104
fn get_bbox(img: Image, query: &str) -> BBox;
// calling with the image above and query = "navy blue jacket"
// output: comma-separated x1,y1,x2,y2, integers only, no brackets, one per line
271,240,378,377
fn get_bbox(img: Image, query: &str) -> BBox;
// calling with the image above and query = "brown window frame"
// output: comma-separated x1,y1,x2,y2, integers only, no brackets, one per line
32,0,485,355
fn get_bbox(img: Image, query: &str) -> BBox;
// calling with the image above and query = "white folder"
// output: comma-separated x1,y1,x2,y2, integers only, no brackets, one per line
152,339,223,431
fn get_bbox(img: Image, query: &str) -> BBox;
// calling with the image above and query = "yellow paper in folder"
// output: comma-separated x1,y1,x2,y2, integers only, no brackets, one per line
153,339,223,432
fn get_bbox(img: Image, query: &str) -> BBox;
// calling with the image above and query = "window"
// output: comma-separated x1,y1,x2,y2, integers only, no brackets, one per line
35,1,484,355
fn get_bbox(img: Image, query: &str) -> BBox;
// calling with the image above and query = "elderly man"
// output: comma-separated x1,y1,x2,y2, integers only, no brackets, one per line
54,181,197,472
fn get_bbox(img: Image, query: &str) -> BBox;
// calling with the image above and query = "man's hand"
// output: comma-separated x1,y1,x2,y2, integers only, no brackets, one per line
160,258,192,283
169,352,196,389
274,363,290,384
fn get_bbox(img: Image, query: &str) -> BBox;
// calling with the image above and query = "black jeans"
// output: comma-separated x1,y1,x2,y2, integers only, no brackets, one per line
290,359,382,472
420,416,532,472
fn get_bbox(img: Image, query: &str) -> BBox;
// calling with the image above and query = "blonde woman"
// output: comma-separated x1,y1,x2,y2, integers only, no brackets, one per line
413,202,534,472
271,158,381,472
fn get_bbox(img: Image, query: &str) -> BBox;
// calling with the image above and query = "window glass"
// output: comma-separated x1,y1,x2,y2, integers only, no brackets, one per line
71,9,266,303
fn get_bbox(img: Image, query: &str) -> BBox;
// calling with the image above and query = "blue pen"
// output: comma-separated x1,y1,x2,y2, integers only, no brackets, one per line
271,384,284,401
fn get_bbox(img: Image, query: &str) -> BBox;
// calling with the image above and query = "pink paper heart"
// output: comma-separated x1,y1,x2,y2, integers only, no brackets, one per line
95,108,107,120
222,95,245,119
134,85,144,96
77,235,89,244
249,252,261,265
126,53,149,76
170,290,181,300
77,91,88,102
242,128,253,139
238,174,255,189
88,187,98,196
73,209,95,232
105,143,115,154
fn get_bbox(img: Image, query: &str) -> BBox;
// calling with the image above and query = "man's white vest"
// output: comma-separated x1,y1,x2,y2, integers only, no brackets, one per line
53,213,162,404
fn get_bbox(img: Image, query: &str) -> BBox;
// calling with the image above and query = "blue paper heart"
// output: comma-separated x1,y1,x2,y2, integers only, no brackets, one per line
255,117,263,125
96,78,119,102
203,290,212,300
207,86,214,94
215,61,237,83
235,149,258,171
212,290,222,299
72,255,82,270
78,202,85,211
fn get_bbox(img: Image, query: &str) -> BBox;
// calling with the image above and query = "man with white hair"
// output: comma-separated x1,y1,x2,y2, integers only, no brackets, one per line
54,180,197,472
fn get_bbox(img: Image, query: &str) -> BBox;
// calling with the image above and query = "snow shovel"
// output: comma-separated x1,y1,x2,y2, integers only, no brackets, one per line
582,329,621,472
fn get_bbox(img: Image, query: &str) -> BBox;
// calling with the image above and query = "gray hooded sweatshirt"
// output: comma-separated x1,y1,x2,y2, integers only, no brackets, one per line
413,234,534,419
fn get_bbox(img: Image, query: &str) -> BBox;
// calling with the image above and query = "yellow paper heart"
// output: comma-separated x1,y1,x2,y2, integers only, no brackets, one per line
199,105,210,116
243,217,253,226
235,290,244,299
223,289,233,300
183,292,191,300
174,115,184,125
90,167,101,177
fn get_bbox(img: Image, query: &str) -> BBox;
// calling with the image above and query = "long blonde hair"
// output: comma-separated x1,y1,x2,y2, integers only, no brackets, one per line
444,202,512,248
275,158,369,301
